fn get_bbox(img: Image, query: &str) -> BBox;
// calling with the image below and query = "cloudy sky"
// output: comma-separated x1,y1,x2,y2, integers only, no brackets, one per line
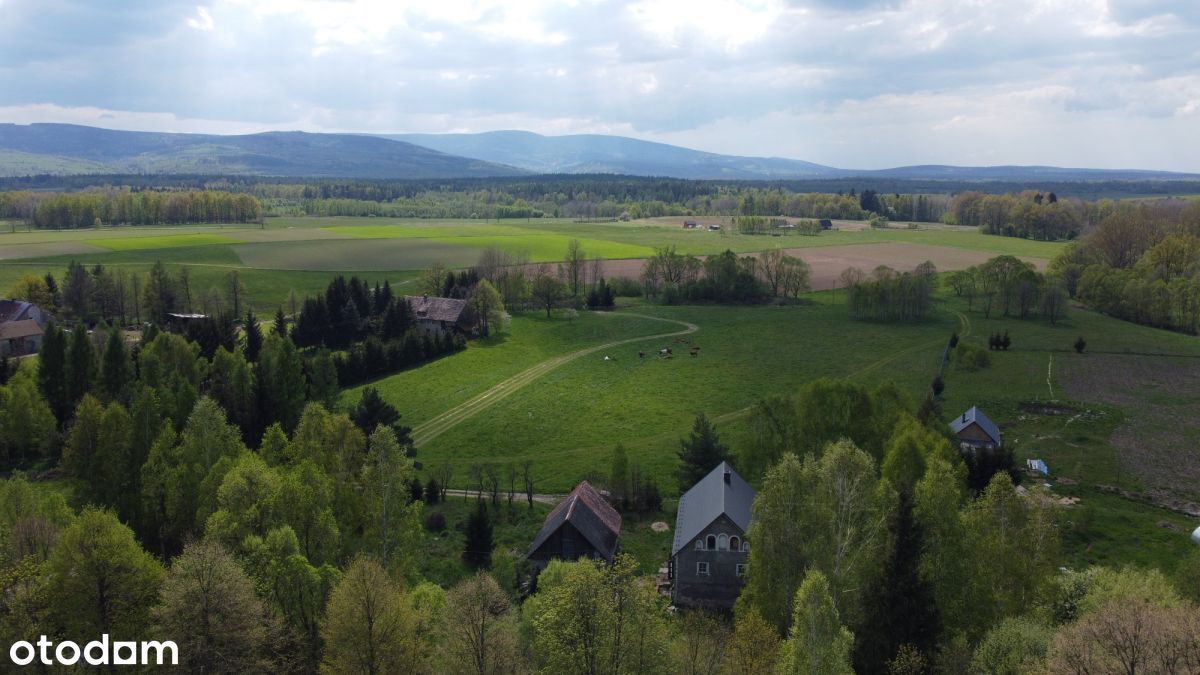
0,0,1197,170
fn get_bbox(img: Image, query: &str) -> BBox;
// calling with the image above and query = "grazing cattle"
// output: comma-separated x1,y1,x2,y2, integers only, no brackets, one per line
638,351,645,359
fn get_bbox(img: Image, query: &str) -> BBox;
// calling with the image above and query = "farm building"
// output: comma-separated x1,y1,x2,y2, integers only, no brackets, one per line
819,219,833,230
950,406,1003,450
527,481,621,572
669,462,755,611
0,299,49,357
0,319,43,357
683,219,699,229
404,295,470,335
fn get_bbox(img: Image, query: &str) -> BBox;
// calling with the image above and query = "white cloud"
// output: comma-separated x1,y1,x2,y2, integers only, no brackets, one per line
186,6,214,31
0,0,1197,170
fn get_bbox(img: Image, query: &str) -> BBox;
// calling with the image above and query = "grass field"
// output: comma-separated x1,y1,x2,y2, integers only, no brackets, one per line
4,216,1193,572
352,289,1200,571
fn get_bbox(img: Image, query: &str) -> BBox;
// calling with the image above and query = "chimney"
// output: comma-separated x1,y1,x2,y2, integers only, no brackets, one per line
723,466,731,485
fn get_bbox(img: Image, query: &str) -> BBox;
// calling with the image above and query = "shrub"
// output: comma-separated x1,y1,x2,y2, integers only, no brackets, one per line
931,375,945,397
1074,336,1087,354
956,342,992,371
425,512,446,532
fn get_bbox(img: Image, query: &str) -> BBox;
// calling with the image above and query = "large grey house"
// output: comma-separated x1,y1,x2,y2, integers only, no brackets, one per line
670,462,755,611
404,295,470,335
0,299,49,357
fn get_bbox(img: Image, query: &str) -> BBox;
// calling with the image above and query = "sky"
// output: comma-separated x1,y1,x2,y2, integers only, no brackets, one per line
0,0,1197,171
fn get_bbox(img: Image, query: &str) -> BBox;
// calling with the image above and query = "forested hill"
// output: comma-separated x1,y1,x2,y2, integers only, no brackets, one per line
385,130,840,179
388,130,1200,183
0,124,525,179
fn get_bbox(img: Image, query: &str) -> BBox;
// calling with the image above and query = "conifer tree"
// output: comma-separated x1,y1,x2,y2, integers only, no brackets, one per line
676,413,731,491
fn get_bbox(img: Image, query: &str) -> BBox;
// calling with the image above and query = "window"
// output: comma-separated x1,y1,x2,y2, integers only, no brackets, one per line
697,562,710,576
741,540,750,553
695,539,705,551
718,534,729,551
730,536,741,551
706,534,716,550
736,564,747,577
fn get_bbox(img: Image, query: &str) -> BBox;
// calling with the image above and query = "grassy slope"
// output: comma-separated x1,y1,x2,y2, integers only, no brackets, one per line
372,291,1198,571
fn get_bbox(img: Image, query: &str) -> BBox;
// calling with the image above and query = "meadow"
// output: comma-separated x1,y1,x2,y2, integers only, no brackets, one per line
5,215,1195,571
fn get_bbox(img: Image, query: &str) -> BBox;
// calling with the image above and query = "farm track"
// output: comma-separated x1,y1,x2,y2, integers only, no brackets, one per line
410,311,699,447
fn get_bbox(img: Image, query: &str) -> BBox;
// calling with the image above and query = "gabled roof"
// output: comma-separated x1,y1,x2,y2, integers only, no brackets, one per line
950,406,1002,445
0,299,36,324
528,481,622,560
672,462,755,556
0,318,43,341
405,295,467,324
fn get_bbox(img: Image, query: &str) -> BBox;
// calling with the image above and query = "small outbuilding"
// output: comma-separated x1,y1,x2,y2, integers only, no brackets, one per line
526,481,622,572
950,406,1003,450
819,219,833,230
683,219,699,229
669,462,755,611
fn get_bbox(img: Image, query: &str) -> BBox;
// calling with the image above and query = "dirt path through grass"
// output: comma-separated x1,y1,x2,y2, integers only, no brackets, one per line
410,311,699,447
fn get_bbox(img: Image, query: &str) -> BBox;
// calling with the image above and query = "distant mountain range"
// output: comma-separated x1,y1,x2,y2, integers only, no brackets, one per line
0,124,521,179
0,123,1196,182
388,131,1200,182
384,130,837,179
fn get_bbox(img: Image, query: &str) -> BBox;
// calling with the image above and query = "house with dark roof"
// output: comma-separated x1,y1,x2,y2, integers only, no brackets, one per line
404,295,470,335
950,406,1002,450
527,481,622,572
0,299,49,357
670,462,755,611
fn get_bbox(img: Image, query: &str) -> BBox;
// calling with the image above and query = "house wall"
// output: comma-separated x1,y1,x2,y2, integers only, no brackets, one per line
671,514,748,611
528,522,602,571
1,333,41,357
957,422,998,447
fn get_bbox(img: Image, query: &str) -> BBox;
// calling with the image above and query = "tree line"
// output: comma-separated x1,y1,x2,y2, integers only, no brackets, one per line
844,262,938,322
640,246,811,305
1046,200,1200,333
0,189,261,228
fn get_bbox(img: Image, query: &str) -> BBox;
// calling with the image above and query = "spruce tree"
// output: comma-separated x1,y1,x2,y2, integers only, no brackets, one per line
100,323,131,403
243,310,264,362
273,307,288,337
38,322,70,423
676,413,731,492
66,323,98,412
463,501,493,569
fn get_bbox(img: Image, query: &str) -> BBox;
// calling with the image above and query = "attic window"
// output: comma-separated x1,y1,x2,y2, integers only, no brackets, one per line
695,540,704,551
718,534,729,551
706,534,716,550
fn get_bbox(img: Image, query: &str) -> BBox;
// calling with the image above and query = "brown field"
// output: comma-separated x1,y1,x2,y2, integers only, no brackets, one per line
592,242,1047,290
0,241,108,260
1059,355,1200,502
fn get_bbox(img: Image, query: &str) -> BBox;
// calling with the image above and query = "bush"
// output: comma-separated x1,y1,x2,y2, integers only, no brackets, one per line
956,342,992,371
1074,336,1087,354
608,277,643,298
425,512,446,532
931,375,945,397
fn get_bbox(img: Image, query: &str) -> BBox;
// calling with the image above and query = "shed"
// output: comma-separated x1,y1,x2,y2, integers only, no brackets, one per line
819,219,833,230
683,220,699,229
527,481,622,572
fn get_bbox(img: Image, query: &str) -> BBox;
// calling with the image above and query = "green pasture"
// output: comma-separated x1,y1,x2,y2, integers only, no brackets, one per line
357,290,1199,571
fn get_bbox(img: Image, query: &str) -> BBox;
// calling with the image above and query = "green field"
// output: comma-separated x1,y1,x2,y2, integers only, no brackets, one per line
4,216,1193,571
351,291,1200,571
